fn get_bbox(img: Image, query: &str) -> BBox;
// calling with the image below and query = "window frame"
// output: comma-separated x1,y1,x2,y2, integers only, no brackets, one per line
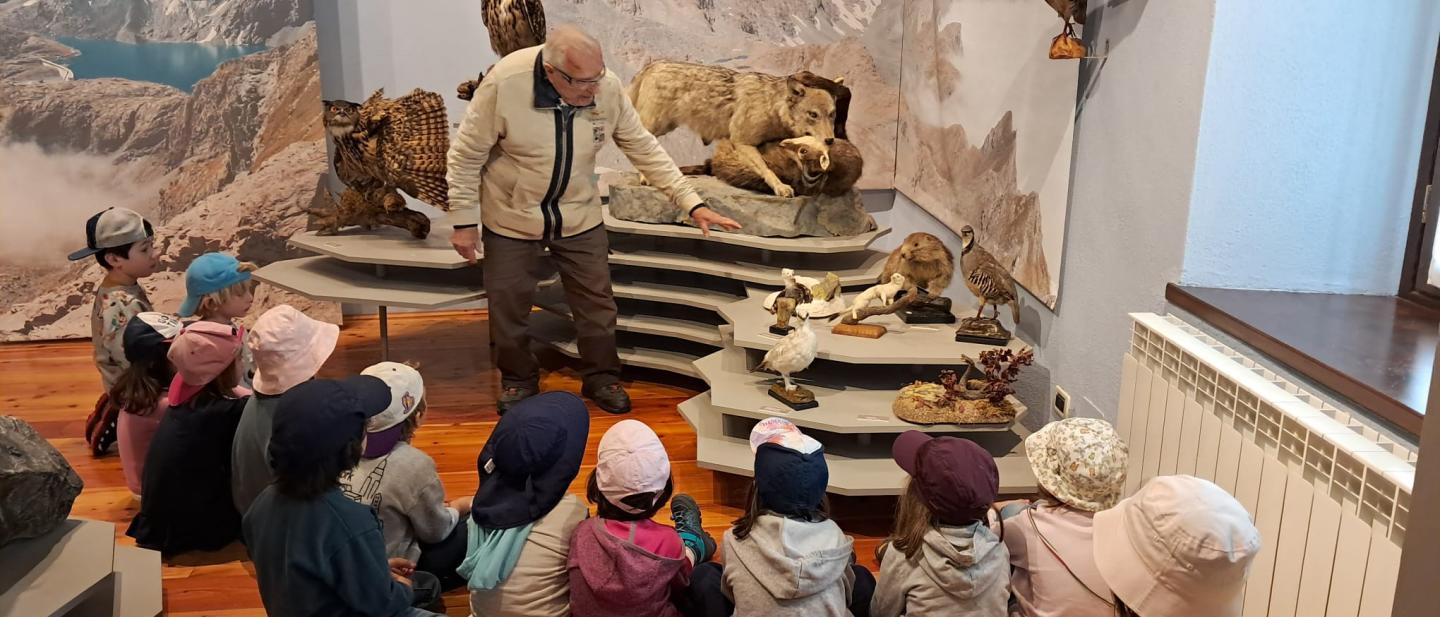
1399,34,1440,305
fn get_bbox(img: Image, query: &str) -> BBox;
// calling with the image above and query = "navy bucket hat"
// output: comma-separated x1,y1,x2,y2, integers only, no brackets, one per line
471,392,590,529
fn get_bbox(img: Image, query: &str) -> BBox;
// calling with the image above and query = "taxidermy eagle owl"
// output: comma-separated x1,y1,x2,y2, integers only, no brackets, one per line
458,0,547,100
314,89,450,238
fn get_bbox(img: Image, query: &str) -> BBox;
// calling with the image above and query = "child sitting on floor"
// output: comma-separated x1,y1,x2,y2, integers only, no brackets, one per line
690,418,874,617
462,392,591,617
243,376,445,617
178,252,258,385
872,432,1009,617
231,304,338,515
1001,418,1128,617
70,206,160,456
568,419,716,617
340,362,471,591
126,321,250,555
111,312,182,499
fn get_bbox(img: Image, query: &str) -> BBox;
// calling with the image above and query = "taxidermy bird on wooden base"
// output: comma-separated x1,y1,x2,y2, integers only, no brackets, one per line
959,225,1019,327
458,0,547,100
757,309,819,409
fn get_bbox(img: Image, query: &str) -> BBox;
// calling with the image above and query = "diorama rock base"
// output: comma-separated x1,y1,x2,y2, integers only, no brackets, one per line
768,384,820,410
900,295,957,324
0,416,83,547
955,316,1012,345
769,324,794,335
608,173,876,238
892,393,1018,426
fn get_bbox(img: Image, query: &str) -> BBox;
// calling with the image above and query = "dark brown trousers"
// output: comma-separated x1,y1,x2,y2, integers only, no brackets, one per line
482,226,621,389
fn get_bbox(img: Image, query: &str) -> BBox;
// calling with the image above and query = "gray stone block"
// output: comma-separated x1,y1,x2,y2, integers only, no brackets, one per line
0,416,83,547
608,174,877,238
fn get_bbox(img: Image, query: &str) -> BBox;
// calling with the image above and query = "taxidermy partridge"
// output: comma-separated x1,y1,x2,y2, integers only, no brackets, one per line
959,225,1020,326
758,309,817,393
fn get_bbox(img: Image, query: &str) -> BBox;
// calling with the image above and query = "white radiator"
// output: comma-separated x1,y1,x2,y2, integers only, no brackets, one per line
1118,313,1417,617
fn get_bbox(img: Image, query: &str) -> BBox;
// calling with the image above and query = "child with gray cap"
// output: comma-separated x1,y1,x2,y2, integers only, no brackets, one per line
71,206,160,456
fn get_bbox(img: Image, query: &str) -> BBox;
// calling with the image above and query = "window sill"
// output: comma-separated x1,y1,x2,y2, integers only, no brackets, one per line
1166,284,1436,437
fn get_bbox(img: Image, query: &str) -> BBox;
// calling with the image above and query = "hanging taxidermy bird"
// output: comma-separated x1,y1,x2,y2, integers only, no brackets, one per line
459,0,548,100
315,89,450,238
959,225,1020,327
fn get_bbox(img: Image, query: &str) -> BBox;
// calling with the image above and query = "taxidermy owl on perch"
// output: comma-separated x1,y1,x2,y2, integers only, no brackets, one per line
317,89,450,238
458,0,548,100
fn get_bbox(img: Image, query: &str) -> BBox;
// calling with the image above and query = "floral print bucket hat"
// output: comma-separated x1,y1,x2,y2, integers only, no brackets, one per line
1025,417,1128,511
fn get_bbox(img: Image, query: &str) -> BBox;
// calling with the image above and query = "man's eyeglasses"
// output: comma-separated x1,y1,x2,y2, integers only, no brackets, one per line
548,64,605,88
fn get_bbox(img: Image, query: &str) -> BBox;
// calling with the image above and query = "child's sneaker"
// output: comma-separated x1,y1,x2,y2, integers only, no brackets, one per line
670,493,716,563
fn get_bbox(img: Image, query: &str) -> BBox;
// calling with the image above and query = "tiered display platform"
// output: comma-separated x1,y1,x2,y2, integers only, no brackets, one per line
531,207,1038,496
255,218,485,359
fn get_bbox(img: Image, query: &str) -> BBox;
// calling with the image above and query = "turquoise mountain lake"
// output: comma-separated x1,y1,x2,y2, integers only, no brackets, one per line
56,37,265,92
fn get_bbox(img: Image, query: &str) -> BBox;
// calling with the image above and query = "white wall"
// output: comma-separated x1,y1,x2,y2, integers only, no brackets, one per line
1182,0,1440,294
884,0,1217,421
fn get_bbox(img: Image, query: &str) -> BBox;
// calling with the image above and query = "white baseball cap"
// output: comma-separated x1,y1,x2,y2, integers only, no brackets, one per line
748,417,821,454
596,420,671,514
68,207,153,261
361,362,425,432
1093,475,1262,617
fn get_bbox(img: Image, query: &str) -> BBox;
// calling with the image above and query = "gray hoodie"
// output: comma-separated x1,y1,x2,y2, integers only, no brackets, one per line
871,523,1010,617
721,514,857,616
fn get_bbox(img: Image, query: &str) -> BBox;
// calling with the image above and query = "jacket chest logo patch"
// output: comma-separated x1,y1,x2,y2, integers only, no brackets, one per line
592,122,607,146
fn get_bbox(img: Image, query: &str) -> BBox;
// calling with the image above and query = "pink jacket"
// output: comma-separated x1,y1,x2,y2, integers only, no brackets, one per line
117,397,169,496
568,517,690,617
1004,502,1114,617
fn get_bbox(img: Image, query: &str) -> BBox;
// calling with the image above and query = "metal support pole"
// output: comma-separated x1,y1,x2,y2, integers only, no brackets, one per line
378,305,389,361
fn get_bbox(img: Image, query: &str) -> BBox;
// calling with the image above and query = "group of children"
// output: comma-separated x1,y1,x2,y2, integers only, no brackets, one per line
76,206,1264,617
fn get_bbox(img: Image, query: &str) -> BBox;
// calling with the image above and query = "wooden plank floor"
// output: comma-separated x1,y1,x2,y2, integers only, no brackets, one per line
0,309,893,616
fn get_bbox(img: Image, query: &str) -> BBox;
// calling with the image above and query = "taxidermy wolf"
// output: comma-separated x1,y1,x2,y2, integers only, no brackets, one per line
321,89,450,237
627,61,839,198
681,136,863,198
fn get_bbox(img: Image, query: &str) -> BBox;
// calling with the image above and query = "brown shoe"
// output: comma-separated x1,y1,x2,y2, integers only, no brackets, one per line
497,384,538,415
582,382,631,414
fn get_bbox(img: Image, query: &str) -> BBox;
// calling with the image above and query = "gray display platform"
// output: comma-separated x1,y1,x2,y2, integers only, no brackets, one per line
721,294,1025,364
0,518,163,617
535,213,1036,497
604,206,891,253
289,227,474,269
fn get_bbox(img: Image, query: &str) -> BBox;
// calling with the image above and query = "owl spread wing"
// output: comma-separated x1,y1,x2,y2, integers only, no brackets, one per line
360,88,451,210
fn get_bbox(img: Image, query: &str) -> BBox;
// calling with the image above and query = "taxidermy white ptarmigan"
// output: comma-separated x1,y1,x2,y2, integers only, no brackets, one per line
758,310,818,392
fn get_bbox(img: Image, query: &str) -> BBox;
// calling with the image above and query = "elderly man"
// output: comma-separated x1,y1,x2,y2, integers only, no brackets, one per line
446,25,739,414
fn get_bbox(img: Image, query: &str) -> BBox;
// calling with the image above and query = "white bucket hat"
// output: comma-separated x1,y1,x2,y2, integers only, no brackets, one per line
1025,417,1128,511
1093,475,1262,617
248,305,339,395
596,420,671,514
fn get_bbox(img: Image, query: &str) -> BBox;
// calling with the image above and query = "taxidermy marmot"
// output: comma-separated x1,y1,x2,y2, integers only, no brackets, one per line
881,232,955,297
681,137,863,197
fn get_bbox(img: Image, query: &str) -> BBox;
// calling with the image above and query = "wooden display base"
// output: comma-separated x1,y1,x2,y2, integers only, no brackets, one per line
900,306,957,324
954,316,1012,345
768,383,819,410
832,323,887,339
769,324,794,335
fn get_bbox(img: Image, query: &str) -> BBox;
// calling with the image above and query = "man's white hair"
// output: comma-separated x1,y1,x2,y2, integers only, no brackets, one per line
541,24,602,70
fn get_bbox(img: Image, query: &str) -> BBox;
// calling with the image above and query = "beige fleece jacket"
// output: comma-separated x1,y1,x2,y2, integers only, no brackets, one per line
445,45,703,240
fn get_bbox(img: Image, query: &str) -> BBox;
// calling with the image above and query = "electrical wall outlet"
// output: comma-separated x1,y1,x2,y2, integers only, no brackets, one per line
1053,385,1072,418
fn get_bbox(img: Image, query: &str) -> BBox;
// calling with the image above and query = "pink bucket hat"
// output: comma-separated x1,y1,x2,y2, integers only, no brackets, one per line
596,420,672,514
1093,475,1262,617
248,304,339,395
1025,417,1128,511
167,321,243,406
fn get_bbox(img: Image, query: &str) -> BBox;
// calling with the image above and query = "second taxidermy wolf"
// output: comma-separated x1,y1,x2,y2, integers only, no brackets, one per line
628,61,838,198
681,136,863,197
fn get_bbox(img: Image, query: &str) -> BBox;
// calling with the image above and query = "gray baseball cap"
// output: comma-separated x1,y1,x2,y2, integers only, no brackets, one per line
68,207,153,261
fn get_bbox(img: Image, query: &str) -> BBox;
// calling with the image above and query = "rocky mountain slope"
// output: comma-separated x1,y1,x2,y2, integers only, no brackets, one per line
0,0,312,45
0,24,331,341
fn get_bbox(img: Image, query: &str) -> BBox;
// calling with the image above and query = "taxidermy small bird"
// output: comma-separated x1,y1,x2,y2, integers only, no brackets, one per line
460,0,547,100
959,225,1020,326
758,309,817,393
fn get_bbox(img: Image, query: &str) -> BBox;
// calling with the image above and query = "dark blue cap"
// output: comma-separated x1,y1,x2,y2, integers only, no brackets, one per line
754,442,829,519
471,392,590,529
269,376,392,472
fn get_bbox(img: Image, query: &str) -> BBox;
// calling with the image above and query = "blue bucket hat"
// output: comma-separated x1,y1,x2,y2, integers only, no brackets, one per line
471,392,590,529
179,252,251,317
